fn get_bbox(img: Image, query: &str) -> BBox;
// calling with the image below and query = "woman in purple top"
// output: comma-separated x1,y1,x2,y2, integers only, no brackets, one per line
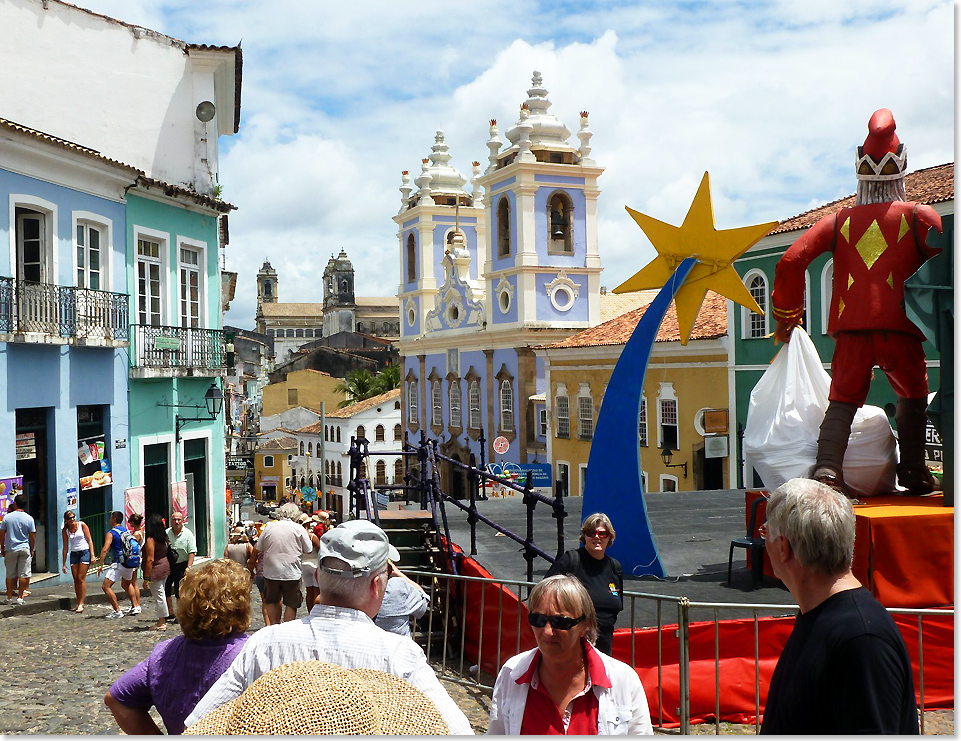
104,559,252,734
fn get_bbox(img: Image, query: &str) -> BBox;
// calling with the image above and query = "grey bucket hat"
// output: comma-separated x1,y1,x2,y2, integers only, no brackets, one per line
317,520,400,578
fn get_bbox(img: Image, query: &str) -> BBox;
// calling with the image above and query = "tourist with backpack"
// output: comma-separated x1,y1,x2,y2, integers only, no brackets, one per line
95,511,141,619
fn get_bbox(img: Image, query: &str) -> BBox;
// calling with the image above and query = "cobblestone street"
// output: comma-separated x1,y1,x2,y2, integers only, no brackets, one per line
0,582,951,735
0,585,494,735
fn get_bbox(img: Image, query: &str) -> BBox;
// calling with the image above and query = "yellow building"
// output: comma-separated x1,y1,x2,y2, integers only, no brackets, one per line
254,436,297,502
261,368,346,418
538,291,732,495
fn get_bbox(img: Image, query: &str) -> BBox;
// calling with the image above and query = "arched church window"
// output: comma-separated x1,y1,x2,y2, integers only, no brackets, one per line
407,233,416,282
548,192,574,254
497,197,511,258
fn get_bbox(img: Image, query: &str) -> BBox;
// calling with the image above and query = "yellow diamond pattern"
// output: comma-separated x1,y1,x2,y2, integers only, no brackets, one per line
887,272,894,289
847,274,854,290
839,217,850,243
838,297,845,319
855,220,887,270
898,214,910,242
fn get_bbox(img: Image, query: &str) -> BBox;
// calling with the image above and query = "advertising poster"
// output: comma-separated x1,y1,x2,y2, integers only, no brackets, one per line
0,476,24,521
125,487,145,521
171,480,188,523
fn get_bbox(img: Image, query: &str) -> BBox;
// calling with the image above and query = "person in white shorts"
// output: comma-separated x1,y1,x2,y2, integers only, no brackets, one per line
96,511,139,619
1,494,36,606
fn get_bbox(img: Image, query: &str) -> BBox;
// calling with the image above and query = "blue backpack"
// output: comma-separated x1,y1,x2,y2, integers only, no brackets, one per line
119,530,141,568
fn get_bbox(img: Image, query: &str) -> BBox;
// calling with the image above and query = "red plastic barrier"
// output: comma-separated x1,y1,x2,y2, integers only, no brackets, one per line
446,544,953,726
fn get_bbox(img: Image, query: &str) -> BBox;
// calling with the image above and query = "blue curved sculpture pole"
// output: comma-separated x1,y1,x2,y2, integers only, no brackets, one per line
581,257,697,577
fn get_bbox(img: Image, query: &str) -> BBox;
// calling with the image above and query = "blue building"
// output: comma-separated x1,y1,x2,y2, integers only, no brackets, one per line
0,119,133,574
395,72,604,495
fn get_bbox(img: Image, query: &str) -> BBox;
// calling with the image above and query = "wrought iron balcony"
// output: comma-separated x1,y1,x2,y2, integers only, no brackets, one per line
0,276,129,345
131,323,227,378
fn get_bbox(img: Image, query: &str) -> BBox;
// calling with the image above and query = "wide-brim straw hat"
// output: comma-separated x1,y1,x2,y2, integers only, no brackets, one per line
183,660,449,735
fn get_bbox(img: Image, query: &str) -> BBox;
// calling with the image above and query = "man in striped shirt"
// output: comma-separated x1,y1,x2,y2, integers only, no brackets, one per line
184,520,473,734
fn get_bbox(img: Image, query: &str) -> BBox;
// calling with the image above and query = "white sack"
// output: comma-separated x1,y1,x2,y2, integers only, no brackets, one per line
742,327,898,495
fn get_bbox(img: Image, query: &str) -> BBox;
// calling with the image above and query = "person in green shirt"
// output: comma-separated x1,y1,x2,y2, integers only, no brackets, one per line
164,512,196,618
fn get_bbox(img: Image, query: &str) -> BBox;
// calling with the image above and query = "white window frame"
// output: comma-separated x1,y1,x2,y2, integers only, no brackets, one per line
449,381,462,428
539,408,548,437
73,211,112,291
659,474,678,493
10,195,58,286
431,381,442,427
263,455,274,468
468,381,481,429
578,464,588,498
641,471,649,493
742,269,769,339
134,226,170,326
177,237,207,329
556,383,570,439
557,461,571,497
500,380,514,432
820,258,834,336
657,382,678,451
408,381,419,426
638,395,648,448
577,384,593,440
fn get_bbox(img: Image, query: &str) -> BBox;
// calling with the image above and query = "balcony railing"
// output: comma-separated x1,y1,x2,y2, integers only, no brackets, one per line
132,324,226,374
0,276,129,343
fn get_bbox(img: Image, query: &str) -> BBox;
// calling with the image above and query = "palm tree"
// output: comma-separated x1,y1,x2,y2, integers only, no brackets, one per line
333,369,376,408
372,364,400,395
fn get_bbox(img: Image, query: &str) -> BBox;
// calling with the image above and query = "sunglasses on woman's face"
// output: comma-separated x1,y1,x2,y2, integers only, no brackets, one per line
528,612,586,630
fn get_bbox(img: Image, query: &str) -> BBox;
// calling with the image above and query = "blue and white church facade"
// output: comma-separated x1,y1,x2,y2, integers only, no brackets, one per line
394,72,604,495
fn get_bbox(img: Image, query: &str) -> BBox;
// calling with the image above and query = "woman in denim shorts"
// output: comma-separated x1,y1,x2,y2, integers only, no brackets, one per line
61,510,95,612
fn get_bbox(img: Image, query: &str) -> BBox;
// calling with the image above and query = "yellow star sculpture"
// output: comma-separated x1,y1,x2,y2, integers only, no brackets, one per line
615,172,777,344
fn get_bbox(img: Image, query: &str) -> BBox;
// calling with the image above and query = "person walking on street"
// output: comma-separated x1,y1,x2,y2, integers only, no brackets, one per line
1,494,36,606
141,514,172,631
96,511,140,619
183,520,473,734
249,503,312,625
223,527,253,574
61,510,95,612
165,511,196,619
760,478,918,734
125,513,144,615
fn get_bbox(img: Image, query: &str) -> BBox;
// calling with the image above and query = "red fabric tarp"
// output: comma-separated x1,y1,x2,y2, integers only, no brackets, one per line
444,539,954,726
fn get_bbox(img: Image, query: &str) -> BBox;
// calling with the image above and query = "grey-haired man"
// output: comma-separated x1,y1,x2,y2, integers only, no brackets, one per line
184,520,473,734
760,479,918,734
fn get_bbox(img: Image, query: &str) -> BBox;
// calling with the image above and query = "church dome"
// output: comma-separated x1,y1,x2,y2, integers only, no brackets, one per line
504,71,574,153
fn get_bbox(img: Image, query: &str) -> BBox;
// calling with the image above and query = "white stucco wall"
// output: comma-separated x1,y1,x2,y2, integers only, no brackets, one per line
0,0,236,191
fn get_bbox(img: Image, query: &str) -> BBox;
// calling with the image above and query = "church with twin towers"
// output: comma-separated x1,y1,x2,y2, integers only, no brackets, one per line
394,71,608,496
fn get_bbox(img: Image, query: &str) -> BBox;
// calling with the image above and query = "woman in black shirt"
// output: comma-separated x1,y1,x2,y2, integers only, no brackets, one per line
545,512,623,654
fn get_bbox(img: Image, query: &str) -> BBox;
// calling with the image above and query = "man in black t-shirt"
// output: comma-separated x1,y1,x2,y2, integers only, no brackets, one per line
760,479,918,735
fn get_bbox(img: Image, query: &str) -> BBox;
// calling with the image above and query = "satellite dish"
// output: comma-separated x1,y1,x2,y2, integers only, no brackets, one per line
196,101,216,123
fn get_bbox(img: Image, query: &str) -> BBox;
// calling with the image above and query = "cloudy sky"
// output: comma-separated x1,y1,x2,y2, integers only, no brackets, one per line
76,0,953,330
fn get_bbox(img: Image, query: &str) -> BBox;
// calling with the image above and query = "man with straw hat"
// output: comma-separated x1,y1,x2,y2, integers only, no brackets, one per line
184,520,473,734
184,660,449,735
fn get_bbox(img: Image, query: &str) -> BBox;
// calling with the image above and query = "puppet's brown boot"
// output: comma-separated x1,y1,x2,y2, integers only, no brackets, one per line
813,401,858,499
895,397,940,495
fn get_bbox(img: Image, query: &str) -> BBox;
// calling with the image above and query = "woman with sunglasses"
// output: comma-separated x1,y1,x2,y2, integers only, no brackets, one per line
545,512,623,655
488,575,652,735
61,510,95,612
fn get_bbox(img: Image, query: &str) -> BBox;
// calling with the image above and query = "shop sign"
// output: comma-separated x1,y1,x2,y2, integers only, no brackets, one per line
16,433,36,460
705,436,729,459
154,336,182,351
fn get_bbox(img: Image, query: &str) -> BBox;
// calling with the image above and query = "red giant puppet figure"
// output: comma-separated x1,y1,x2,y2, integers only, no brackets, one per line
772,109,942,496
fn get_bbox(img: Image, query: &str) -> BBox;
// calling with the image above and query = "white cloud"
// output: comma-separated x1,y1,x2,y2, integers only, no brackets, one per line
71,0,954,328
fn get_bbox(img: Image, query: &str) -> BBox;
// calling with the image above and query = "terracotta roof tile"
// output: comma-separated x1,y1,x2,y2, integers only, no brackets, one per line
599,289,659,322
772,163,953,236
325,389,401,419
546,291,728,349
258,436,297,450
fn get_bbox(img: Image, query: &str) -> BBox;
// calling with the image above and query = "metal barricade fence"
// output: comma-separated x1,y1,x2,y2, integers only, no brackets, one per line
405,569,953,735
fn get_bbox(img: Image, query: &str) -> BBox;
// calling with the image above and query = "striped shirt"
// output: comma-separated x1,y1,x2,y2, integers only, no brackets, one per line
183,604,473,734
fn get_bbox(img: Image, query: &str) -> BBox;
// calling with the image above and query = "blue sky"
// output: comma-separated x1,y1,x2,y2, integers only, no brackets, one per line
74,0,953,329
